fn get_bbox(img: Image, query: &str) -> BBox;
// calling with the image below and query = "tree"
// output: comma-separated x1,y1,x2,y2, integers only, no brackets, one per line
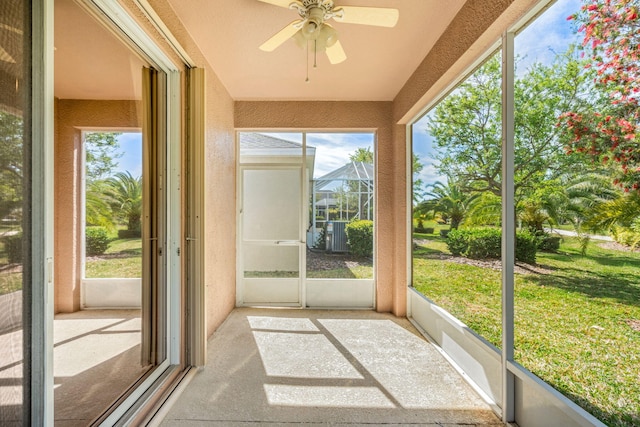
85,132,123,182
106,171,142,233
348,147,373,163
428,53,593,200
85,179,116,230
417,179,478,229
0,112,23,222
412,153,426,203
560,0,640,191
348,147,426,202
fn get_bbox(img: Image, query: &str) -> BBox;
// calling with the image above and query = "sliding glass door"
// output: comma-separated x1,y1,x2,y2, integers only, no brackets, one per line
0,0,31,424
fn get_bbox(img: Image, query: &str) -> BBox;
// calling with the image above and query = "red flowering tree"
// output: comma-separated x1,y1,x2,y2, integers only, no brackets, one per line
559,0,640,191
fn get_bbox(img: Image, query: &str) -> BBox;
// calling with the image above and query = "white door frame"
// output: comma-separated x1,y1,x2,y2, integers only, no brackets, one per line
237,164,306,307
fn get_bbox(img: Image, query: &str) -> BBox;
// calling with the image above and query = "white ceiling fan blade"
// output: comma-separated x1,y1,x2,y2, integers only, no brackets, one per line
333,6,399,28
259,20,302,52
256,0,295,8
326,40,346,64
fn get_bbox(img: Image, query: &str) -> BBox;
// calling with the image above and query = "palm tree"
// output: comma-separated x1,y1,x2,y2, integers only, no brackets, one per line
416,180,478,229
106,171,142,233
583,191,640,232
85,179,116,230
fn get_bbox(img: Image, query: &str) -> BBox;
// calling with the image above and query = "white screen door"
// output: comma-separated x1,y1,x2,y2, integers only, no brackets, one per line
239,167,304,305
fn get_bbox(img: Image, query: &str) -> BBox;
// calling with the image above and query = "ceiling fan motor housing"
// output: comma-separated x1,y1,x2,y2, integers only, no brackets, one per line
291,0,337,23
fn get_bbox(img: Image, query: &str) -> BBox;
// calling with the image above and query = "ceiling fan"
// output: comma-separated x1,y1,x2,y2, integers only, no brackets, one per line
257,0,399,65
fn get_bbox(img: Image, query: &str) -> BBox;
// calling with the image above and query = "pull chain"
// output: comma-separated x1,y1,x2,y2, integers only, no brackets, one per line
305,40,309,82
314,39,317,68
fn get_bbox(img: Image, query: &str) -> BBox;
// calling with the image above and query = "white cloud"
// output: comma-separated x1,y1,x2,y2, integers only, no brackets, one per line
515,0,582,72
307,133,374,177
258,132,375,178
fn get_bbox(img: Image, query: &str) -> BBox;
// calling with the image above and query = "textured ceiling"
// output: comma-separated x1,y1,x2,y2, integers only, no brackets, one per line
166,0,466,101
53,0,467,102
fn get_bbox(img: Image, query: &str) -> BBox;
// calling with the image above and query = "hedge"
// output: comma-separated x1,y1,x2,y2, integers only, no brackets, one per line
536,234,561,252
446,227,537,264
118,229,141,239
345,220,373,257
4,234,22,264
86,226,110,256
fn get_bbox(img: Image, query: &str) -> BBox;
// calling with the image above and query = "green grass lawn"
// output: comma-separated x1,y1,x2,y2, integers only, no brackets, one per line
412,235,640,427
0,272,21,295
85,237,141,278
307,265,373,279
246,266,373,279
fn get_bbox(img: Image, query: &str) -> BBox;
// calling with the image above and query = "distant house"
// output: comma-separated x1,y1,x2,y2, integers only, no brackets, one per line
310,161,374,251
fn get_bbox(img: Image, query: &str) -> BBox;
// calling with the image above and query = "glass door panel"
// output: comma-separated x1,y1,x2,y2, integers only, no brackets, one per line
0,0,28,422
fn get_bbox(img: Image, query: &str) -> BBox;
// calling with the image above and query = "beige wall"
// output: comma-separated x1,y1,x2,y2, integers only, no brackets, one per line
54,99,141,313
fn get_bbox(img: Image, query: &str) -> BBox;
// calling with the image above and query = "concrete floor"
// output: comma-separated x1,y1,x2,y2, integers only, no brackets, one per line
161,308,504,426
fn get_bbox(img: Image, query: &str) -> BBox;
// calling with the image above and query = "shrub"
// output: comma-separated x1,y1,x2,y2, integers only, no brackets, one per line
314,226,326,250
465,228,501,259
86,226,110,256
414,226,434,234
536,234,561,252
515,230,538,264
612,226,640,248
118,229,141,239
345,220,373,257
446,228,468,256
446,227,537,264
4,234,22,264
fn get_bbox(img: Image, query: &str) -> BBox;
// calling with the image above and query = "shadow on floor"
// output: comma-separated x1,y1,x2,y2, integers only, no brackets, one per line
161,308,503,426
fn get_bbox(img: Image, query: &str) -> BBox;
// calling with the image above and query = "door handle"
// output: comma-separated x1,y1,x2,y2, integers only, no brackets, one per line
275,240,302,245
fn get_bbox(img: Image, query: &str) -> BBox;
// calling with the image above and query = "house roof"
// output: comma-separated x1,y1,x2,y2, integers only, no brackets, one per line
239,133,316,176
317,161,373,182
240,132,305,150
314,161,373,191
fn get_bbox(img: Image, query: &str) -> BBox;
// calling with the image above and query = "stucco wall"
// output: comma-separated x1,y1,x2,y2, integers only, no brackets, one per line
54,99,141,313
235,101,405,314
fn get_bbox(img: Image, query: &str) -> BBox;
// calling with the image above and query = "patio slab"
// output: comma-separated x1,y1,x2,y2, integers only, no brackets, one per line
160,308,503,426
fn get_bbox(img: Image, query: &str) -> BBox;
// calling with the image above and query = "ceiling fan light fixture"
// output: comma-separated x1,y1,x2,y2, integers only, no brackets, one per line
319,24,337,48
301,20,319,39
257,0,398,77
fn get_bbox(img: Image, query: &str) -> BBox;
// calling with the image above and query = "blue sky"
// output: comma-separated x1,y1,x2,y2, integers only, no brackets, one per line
265,132,374,178
114,132,142,177
114,131,374,180
412,0,583,188
307,133,374,178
